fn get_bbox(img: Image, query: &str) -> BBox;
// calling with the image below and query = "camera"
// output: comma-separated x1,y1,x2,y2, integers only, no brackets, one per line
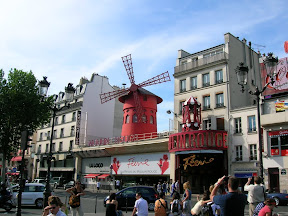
224,176,230,182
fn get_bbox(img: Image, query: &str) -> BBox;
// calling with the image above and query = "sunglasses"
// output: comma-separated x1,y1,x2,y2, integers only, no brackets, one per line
49,206,57,210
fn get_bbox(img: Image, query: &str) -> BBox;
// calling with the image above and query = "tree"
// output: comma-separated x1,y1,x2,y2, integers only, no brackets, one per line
0,68,54,181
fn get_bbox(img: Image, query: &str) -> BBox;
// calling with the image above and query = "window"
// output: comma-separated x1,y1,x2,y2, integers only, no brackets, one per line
203,73,210,87
270,136,288,156
62,115,66,123
235,118,242,133
216,93,224,108
235,146,243,161
132,114,138,123
180,79,186,92
69,140,73,151
248,116,256,132
45,144,49,153
249,144,257,160
53,130,57,138
47,131,51,140
215,70,223,84
125,115,130,124
203,119,211,130
70,126,75,136
190,77,197,90
55,117,58,125
39,133,43,141
217,118,224,130
52,143,55,152
60,128,64,138
203,96,210,110
142,115,147,123
179,101,184,114
72,112,76,121
37,145,41,153
59,142,63,151
150,116,154,124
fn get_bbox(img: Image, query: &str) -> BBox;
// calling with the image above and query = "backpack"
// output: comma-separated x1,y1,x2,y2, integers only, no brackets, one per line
154,199,167,215
69,194,80,208
200,203,213,216
172,200,179,213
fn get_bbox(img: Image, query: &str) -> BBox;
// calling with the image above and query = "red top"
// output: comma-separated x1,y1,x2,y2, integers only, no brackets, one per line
258,205,272,216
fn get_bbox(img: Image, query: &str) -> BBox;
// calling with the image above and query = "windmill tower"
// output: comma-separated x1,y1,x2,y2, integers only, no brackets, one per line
100,54,170,137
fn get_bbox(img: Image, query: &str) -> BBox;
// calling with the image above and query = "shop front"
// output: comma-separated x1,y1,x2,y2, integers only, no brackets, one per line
169,130,228,194
111,152,170,188
81,157,111,189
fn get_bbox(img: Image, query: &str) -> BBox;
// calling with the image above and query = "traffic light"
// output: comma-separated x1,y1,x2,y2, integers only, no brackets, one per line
21,130,32,150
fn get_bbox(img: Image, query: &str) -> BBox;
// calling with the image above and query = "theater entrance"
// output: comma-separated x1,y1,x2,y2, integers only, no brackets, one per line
176,152,227,194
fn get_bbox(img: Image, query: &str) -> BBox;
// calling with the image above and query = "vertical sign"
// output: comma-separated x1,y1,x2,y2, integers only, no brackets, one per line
75,110,81,145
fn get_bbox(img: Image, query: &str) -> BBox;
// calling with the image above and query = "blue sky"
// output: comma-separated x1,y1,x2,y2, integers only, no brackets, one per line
0,0,287,132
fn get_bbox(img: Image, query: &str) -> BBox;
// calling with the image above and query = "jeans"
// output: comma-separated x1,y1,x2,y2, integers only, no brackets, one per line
70,205,84,216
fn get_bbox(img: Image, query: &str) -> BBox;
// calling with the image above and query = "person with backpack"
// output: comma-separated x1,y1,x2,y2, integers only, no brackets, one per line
170,192,182,216
182,181,192,216
154,192,168,216
191,190,211,216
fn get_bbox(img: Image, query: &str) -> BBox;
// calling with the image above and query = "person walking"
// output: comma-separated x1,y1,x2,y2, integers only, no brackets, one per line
154,192,168,216
210,176,246,216
42,195,67,216
244,177,266,216
97,181,101,191
170,192,182,216
175,180,180,194
182,182,192,216
171,181,176,197
157,182,162,194
162,181,167,195
106,193,118,216
132,192,148,216
66,180,85,216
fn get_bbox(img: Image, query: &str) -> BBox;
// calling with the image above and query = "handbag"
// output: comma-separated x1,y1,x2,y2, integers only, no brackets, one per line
69,194,80,208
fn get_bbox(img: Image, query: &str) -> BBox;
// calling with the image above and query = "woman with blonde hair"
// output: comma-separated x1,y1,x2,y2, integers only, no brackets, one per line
182,181,192,216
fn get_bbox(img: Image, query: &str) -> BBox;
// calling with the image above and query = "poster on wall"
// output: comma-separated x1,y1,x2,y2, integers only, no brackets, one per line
261,57,288,96
82,157,111,173
111,153,170,175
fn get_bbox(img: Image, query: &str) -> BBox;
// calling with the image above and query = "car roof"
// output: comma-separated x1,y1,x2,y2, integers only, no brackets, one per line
12,183,45,187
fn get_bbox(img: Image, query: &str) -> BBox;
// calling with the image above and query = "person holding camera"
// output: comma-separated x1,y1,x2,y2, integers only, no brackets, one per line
244,177,265,216
42,196,66,216
210,176,246,216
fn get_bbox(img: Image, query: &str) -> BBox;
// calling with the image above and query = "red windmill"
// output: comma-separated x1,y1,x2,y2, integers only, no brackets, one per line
100,54,171,137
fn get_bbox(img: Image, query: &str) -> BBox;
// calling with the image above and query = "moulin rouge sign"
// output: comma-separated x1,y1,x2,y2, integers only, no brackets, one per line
169,130,228,152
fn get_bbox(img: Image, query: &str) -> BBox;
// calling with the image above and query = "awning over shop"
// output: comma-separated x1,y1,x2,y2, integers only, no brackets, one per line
11,156,22,162
98,174,110,179
11,172,20,175
84,174,100,178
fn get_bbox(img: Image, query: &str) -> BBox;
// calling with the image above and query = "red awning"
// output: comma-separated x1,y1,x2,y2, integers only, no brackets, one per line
98,174,110,179
11,156,22,162
11,172,19,175
84,174,100,178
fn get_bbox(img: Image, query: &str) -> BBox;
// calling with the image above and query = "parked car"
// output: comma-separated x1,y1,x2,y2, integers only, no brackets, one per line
50,177,66,189
64,181,75,190
104,186,158,211
267,192,288,206
32,178,46,184
11,183,49,208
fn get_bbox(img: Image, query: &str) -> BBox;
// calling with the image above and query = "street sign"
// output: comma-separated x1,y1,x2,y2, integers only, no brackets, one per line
12,167,17,173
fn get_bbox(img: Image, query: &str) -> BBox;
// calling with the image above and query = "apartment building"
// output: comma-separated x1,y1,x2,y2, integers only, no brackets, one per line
33,73,123,181
172,33,262,190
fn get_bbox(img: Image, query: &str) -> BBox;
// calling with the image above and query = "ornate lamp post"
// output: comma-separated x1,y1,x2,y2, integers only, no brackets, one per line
235,53,278,181
38,77,75,207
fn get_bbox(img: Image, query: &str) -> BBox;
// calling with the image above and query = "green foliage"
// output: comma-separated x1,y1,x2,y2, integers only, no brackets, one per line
0,68,54,160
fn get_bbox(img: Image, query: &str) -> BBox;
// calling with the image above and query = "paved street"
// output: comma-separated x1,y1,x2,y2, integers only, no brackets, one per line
0,188,287,216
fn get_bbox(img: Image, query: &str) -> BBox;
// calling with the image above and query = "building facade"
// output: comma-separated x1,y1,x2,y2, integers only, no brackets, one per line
33,73,123,181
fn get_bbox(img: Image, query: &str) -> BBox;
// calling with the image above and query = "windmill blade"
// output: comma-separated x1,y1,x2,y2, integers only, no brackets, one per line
122,54,135,84
133,91,144,123
138,71,171,88
100,88,129,104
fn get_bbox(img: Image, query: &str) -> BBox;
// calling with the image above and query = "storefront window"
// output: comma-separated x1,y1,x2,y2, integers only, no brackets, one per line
270,135,288,156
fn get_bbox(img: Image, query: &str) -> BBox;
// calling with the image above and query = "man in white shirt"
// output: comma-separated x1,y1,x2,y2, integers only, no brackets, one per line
244,176,265,216
131,192,148,216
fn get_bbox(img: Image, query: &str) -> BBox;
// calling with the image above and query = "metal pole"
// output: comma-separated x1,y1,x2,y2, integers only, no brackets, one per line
15,147,26,216
256,91,264,182
43,106,56,207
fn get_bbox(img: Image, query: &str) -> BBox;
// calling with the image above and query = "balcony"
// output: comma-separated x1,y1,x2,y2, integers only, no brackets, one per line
216,79,223,84
216,103,224,108
203,105,210,111
174,52,227,74
203,83,210,87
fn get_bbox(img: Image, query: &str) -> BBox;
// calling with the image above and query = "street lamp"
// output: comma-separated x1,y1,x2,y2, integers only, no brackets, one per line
38,77,75,207
235,53,278,182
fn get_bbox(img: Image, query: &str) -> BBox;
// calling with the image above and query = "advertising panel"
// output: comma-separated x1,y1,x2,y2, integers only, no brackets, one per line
111,153,170,175
82,157,111,173
261,57,288,96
